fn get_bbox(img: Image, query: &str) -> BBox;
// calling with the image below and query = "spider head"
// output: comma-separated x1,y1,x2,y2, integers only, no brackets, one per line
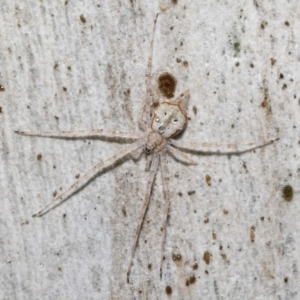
151,90,189,138
144,131,166,153
144,144,154,153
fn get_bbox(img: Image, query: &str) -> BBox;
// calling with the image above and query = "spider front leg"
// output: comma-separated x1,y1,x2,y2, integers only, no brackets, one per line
31,139,144,217
170,137,279,155
127,154,159,283
159,150,171,279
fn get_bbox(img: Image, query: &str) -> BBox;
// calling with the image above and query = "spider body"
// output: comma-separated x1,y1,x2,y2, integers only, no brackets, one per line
15,14,277,282
144,131,166,153
145,91,188,154
151,95,188,138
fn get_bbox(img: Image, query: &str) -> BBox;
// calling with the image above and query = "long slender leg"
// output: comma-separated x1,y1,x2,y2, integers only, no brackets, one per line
138,13,159,130
159,150,171,279
15,129,143,140
170,138,279,155
33,139,144,217
127,154,159,283
166,144,198,165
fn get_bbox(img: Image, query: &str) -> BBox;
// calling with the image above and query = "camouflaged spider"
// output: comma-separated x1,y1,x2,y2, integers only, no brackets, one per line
15,14,277,282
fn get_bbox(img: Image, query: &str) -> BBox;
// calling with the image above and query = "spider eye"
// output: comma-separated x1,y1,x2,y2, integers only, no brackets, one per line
144,144,153,153
172,119,178,124
155,117,160,122
164,112,167,116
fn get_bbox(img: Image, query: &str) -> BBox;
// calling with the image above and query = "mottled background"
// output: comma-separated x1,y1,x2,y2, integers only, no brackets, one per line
0,0,299,299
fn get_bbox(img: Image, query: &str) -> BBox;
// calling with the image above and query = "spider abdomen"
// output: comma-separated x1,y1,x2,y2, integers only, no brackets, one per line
151,91,189,139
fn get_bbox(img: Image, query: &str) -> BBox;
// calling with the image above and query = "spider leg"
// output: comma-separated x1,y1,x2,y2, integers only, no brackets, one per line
170,138,279,155
127,154,159,283
32,139,144,217
159,149,171,279
166,144,198,165
15,129,142,140
145,154,152,171
138,13,159,131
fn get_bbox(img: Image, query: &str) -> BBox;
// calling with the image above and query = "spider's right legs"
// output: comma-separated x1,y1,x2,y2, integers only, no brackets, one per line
15,129,143,140
127,154,159,283
32,139,144,217
138,13,159,131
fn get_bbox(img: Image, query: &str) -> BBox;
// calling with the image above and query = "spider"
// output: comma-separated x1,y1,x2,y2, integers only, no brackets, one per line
15,14,278,282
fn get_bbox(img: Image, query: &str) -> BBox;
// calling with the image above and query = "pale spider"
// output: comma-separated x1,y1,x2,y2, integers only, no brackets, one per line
16,14,277,281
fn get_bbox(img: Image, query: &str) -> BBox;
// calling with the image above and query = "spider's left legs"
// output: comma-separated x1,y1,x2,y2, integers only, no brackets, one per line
170,138,279,154
138,13,159,131
127,154,159,283
166,144,198,165
159,149,171,279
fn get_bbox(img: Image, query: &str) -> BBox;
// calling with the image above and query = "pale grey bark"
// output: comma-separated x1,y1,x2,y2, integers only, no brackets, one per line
1,1,299,299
